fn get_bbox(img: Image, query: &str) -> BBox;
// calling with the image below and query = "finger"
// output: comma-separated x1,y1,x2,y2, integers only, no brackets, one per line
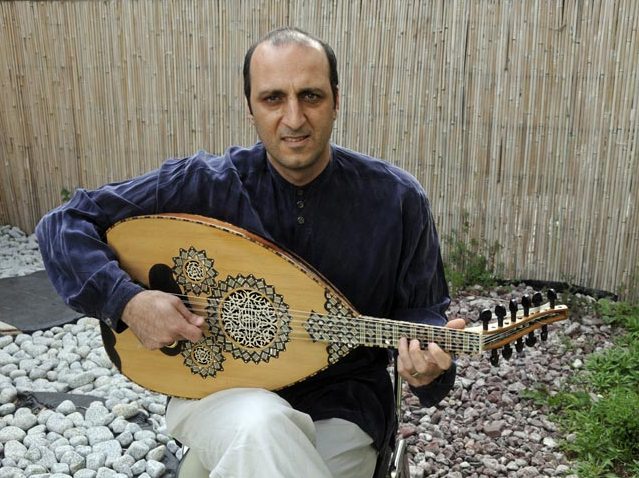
150,294,202,344
408,339,433,372
184,313,205,327
397,356,420,382
402,340,441,385
396,337,412,374
172,315,204,343
172,297,205,327
397,337,409,353
446,318,466,329
427,342,453,370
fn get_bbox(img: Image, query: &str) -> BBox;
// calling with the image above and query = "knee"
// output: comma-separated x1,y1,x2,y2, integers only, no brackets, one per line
168,389,314,451
230,390,299,432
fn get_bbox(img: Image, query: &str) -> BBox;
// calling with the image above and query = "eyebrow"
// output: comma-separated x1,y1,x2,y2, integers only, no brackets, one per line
257,87,326,98
256,88,284,98
299,87,325,96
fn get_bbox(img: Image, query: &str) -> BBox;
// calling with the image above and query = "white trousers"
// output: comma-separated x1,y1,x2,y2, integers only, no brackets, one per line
166,388,378,478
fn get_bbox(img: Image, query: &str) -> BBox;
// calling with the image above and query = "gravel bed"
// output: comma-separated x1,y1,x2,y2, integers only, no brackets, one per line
400,284,611,478
1,226,180,478
1,224,611,477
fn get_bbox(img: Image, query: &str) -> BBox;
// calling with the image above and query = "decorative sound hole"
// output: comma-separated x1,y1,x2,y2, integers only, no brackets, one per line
191,343,213,365
184,260,206,282
172,246,218,295
221,289,277,349
206,274,292,364
181,336,225,378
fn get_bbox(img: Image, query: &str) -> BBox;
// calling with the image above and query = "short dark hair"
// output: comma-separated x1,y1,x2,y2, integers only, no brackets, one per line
243,27,339,113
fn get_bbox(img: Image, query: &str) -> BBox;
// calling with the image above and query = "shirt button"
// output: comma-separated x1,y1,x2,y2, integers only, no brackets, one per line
297,189,304,196
297,216,305,225
297,200,304,209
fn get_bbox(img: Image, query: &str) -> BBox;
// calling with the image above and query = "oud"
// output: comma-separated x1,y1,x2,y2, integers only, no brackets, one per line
101,214,569,398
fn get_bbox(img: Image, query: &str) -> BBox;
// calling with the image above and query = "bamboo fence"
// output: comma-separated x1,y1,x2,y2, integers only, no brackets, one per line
1,0,637,300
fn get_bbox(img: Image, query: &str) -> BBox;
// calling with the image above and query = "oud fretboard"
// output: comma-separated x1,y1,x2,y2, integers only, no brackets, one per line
305,313,482,354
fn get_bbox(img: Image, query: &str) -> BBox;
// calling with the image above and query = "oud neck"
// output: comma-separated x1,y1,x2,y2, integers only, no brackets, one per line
360,315,482,354
306,313,482,355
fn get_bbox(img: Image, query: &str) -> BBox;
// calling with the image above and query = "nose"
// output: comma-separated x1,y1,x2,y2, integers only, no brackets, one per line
282,98,306,130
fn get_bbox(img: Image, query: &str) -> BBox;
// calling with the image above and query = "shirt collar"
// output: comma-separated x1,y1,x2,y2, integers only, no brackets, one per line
263,143,336,195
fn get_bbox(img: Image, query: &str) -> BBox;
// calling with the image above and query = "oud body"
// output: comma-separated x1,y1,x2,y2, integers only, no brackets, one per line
103,214,567,399
104,214,351,398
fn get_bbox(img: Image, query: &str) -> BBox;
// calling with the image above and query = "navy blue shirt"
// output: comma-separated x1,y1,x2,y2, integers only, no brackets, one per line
37,143,454,449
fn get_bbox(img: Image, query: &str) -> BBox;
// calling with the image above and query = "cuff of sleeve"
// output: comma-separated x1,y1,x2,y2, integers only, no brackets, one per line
409,361,457,407
101,280,144,332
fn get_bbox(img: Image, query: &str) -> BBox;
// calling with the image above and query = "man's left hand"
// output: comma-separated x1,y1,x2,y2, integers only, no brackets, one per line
397,318,466,387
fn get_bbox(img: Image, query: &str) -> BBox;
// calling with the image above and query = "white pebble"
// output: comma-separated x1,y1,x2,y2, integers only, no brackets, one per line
3,440,27,461
0,426,26,443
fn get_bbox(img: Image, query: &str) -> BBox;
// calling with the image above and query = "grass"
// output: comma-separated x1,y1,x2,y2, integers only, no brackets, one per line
523,299,639,478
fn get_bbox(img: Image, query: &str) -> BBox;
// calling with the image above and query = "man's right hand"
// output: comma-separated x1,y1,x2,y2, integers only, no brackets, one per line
120,290,205,349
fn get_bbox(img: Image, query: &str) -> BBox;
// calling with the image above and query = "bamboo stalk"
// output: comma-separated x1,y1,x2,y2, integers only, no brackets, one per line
0,0,637,301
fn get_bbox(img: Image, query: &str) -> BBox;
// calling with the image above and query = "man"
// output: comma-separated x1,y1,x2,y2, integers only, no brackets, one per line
37,27,464,477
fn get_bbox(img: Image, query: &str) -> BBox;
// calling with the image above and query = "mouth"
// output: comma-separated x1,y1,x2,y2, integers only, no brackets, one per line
281,134,311,145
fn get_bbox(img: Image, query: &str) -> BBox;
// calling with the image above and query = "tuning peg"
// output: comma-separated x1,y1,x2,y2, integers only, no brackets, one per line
502,343,513,359
495,305,506,327
480,309,492,331
515,337,524,353
525,331,537,347
521,295,531,316
490,349,499,366
509,299,518,323
541,325,549,341
548,289,557,308
532,291,543,307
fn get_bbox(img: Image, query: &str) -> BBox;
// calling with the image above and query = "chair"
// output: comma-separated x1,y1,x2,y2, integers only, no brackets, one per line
176,365,409,478
373,363,409,478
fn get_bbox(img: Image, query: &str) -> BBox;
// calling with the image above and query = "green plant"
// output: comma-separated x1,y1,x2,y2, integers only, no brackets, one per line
61,187,72,203
523,299,639,478
587,346,639,392
596,299,639,333
587,300,639,393
442,215,501,294
521,386,591,412
567,387,639,478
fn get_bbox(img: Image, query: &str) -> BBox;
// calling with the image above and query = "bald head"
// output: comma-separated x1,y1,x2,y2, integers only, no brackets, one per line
243,27,339,113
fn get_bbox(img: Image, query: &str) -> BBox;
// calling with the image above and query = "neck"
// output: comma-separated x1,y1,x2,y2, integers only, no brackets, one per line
267,150,332,186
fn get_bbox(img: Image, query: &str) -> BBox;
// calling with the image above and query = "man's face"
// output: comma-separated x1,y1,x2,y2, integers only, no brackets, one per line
248,41,339,186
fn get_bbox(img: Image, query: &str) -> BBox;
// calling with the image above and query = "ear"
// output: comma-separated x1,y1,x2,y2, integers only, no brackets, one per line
333,87,340,119
246,101,255,123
